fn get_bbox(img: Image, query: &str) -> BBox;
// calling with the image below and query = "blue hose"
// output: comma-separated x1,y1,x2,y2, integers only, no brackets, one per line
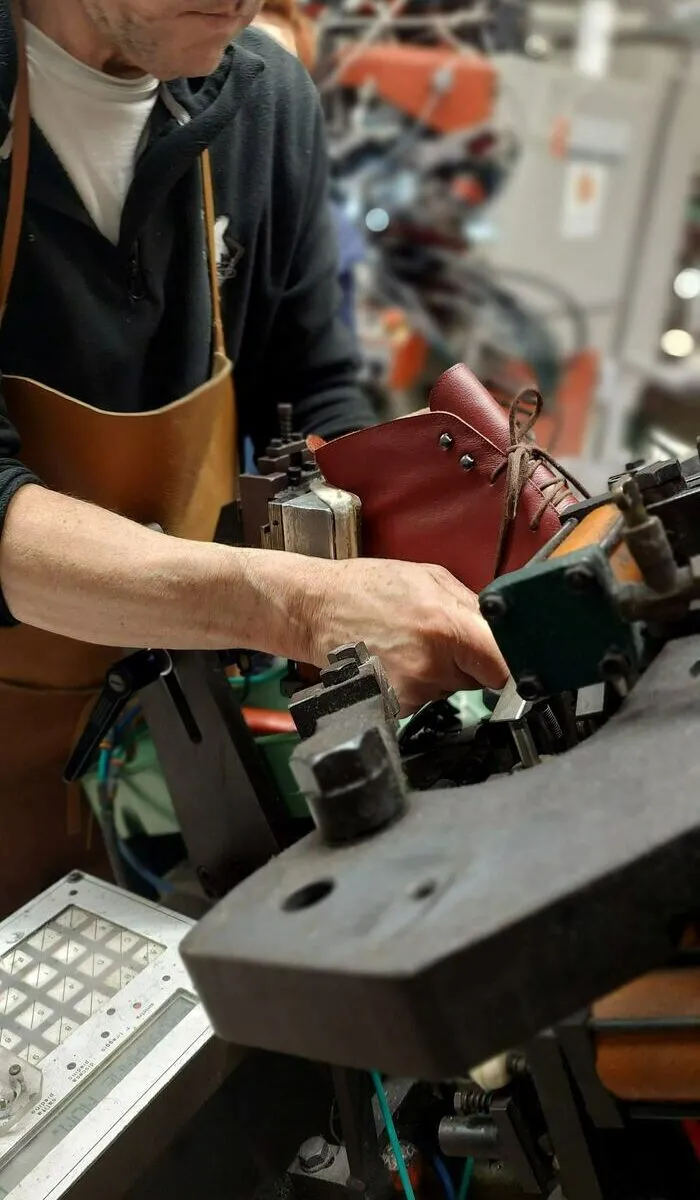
97,731,172,896
432,1155,456,1200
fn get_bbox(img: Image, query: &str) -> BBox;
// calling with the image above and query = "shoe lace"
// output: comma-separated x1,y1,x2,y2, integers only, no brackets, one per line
490,388,590,577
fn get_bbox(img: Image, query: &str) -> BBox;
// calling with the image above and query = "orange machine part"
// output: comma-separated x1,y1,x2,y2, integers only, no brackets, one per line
549,503,642,584
241,707,296,736
593,969,700,1102
382,309,429,391
550,504,620,559
337,46,497,134
535,349,600,457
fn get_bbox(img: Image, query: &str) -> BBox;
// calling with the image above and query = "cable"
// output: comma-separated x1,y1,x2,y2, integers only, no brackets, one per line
432,1155,457,1200
117,837,174,897
97,730,173,897
457,1157,474,1200
229,664,287,688
370,1071,416,1200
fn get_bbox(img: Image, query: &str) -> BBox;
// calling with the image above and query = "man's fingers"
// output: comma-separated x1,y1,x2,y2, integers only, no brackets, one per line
454,615,508,690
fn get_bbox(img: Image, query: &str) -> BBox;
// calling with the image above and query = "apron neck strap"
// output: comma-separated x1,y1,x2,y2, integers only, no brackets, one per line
200,149,226,360
0,0,30,327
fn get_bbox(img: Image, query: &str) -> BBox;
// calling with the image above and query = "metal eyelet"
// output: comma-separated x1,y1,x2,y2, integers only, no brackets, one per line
459,454,476,471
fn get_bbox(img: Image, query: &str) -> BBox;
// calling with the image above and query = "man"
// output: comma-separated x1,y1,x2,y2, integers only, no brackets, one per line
0,0,506,910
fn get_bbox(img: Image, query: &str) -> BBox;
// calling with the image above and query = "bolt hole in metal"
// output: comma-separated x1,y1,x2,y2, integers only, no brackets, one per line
68,890,78,897
690,661,700,679
283,879,335,912
410,880,438,901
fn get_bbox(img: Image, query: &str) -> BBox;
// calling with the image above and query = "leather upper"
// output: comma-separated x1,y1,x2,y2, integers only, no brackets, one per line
316,363,579,594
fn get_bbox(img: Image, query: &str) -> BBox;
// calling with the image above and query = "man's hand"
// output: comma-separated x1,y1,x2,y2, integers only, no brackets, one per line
309,558,508,714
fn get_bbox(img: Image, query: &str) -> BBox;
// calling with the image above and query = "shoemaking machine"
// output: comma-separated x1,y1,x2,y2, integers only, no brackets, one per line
9,377,700,1200
184,375,700,1200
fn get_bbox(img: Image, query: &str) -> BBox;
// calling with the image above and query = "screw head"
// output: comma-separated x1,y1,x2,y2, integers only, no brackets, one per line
107,672,129,695
298,1136,337,1174
480,594,507,621
565,564,595,593
439,432,454,450
8,1065,21,1078
459,454,476,472
517,673,544,701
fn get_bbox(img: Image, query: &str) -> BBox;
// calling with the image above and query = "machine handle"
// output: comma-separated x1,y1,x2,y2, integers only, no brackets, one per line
63,647,200,782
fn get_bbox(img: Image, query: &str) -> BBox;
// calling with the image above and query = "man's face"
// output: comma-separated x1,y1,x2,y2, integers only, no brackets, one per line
82,0,264,79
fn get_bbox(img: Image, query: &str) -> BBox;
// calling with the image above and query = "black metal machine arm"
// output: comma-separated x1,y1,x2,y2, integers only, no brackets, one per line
182,632,700,1078
63,648,200,783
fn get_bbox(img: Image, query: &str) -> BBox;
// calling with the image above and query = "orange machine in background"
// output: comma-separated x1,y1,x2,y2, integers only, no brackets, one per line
336,44,498,134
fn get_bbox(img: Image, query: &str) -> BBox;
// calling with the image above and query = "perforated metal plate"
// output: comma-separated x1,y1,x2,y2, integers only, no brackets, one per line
0,875,221,1200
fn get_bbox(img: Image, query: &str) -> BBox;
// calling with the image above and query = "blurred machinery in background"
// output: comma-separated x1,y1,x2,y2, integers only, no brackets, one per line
307,0,700,462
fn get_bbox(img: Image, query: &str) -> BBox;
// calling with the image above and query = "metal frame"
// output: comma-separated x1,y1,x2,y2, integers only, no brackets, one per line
138,650,293,899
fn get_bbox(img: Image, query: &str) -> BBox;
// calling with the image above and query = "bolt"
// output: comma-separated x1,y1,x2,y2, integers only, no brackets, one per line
67,871,83,883
480,593,507,620
298,1136,337,1174
320,660,359,687
278,403,293,442
312,726,387,792
517,673,544,701
8,1065,21,1079
459,453,476,472
565,564,595,593
439,432,454,450
614,477,647,524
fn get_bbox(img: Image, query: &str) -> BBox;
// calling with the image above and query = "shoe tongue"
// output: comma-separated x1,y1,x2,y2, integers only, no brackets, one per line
429,363,511,454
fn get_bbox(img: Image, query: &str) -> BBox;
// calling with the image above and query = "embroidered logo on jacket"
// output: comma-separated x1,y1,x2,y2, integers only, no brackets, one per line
214,215,244,283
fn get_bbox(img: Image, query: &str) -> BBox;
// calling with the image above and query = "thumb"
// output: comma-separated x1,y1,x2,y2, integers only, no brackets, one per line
454,614,508,690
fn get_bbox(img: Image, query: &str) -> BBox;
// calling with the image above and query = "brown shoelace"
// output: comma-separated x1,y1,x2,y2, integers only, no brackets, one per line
490,388,590,577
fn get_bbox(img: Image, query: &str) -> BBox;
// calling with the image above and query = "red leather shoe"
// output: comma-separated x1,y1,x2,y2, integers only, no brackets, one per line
315,364,587,594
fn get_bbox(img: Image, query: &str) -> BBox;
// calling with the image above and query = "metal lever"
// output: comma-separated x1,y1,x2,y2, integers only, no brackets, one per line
63,647,201,782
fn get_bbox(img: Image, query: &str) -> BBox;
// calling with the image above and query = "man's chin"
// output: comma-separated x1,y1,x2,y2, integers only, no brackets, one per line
155,43,231,82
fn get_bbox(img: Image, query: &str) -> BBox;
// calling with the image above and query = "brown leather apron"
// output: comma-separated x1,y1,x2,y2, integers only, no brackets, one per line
0,5,237,915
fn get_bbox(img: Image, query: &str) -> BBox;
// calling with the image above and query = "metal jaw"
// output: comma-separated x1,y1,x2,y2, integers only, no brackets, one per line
289,642,403,844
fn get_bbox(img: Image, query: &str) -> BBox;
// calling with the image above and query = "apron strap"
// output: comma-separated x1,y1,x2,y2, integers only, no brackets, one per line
0,0,30,326
200,149,226,361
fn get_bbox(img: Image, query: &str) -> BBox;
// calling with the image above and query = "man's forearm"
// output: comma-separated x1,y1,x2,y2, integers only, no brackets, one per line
0,484,509,712
0,485,317,658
